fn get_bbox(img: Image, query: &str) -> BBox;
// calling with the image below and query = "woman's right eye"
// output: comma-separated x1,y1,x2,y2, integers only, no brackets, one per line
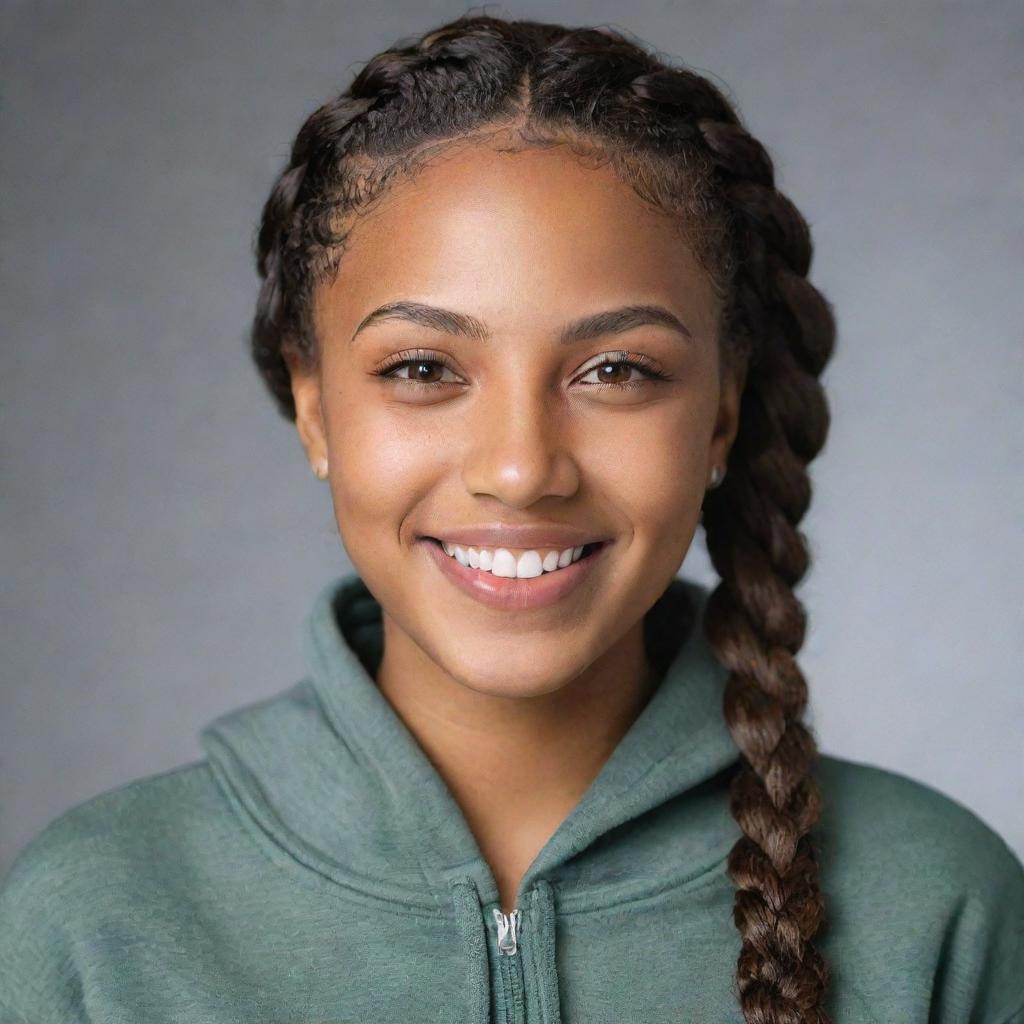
374,353,462,387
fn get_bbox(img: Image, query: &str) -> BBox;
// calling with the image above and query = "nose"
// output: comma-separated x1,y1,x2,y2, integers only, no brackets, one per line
460,374,580,508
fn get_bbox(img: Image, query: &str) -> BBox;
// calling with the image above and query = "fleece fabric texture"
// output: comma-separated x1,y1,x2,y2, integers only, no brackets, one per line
1,571,1022,1024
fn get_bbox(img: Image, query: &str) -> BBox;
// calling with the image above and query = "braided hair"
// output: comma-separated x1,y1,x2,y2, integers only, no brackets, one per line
250,13,837,1022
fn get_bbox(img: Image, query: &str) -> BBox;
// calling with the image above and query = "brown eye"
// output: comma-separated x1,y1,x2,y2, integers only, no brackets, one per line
594,362,634,384
577,352,670,388
406,360,444,384
374,351,462,386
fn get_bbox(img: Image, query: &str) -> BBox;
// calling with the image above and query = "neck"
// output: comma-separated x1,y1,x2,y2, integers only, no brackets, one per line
375,615,660,910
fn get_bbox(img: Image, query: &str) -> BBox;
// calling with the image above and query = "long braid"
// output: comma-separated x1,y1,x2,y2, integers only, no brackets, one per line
248,14,837,1021
697,123,836,1020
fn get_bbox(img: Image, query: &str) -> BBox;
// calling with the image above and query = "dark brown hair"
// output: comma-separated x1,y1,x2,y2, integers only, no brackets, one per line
250,12,837,1021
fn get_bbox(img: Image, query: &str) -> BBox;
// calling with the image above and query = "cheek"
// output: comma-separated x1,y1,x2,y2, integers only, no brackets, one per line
325,398,442,544
586,404,708,544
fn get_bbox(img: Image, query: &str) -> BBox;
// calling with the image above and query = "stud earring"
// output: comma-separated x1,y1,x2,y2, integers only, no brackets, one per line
311,456,329,480
708,464,725,489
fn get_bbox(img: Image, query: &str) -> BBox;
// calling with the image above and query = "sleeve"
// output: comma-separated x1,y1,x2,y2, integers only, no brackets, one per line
0,832,88,1023
935,823,1024,1024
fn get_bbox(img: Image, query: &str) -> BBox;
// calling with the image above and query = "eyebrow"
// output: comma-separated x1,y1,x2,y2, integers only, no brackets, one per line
350,300,692,345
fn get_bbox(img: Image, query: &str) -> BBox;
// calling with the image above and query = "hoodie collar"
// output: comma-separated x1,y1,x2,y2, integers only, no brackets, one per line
200,572,740,914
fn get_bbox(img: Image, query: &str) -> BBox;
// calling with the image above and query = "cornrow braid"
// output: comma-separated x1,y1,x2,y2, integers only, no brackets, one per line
249,13,837,1022
250,92,373,420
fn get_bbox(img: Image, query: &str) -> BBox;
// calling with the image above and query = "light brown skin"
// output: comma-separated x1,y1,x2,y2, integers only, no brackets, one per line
286,137,745,914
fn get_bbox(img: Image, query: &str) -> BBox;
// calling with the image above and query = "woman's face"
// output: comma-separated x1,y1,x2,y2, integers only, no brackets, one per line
289,138,743,699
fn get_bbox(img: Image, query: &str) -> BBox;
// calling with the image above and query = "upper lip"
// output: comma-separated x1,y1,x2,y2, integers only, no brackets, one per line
419,524,610,550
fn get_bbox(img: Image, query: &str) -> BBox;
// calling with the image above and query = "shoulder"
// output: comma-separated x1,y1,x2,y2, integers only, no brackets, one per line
813,753,1023,889
1,759,229,890
0,759,239,908
812,754,1024,1022
0,761,233,1019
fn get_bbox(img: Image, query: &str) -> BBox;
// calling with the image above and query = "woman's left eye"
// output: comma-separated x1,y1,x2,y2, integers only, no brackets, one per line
577,354,669,388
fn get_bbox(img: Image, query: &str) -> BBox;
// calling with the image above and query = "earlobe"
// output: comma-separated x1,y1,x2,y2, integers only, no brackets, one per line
709,356,746,479
285,351,329,479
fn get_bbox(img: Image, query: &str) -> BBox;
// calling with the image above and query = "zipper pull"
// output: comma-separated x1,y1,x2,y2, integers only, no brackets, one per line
492,907,521,956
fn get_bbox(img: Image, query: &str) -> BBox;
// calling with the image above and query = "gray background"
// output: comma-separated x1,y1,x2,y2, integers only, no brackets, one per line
2,0,1022,879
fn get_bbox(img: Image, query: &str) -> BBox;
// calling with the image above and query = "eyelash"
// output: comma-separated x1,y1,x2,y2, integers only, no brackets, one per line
372,349,671,390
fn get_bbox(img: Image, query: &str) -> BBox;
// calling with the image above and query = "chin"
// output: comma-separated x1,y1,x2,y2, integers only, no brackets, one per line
443,645,584,699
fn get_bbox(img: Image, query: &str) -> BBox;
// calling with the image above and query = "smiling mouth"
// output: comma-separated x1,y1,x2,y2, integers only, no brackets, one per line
420,533,611,610
423,537,606,572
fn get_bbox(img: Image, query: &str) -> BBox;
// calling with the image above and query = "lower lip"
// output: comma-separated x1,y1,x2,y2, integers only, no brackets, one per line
420,538,612,611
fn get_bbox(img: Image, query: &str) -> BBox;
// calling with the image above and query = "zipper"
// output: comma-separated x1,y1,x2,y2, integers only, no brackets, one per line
492,907,526,1024
492,907,521,955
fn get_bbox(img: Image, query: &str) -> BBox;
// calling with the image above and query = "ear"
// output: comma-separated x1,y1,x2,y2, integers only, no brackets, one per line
284,348,329,479
708,350,747,479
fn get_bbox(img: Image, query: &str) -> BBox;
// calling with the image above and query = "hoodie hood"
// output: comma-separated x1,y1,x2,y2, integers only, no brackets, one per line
199,571,741,917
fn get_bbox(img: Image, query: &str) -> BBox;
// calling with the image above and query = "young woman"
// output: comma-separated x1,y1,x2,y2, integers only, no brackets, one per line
1,13,1021,1024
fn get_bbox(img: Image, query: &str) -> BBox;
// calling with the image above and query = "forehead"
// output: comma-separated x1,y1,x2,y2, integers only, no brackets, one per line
315,141,719,339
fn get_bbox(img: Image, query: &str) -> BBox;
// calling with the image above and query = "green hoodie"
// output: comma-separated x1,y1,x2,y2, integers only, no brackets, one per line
1,572,1022,1023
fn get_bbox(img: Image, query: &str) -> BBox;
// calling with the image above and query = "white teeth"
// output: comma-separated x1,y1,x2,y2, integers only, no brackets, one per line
438,541,593,578
516,551,544,578
491,549,518,578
